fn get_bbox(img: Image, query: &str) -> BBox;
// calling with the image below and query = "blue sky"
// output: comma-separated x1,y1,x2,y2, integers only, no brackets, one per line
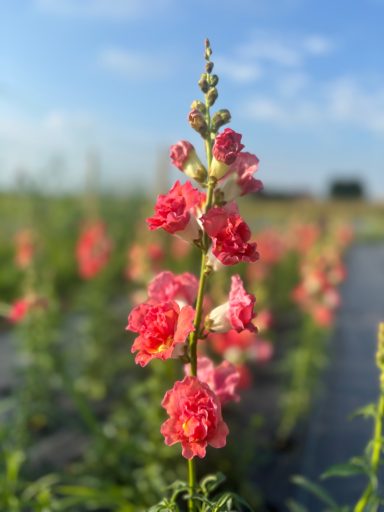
2,0,384,196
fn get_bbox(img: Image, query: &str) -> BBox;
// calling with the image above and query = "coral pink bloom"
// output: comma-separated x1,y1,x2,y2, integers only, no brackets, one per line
76,221,112,279
126,301,195,367
185,356,240,404
148,271,198,306
146,181,205,242
211,128,245,179
213,128,244,165
170,236,192,260
247,338,274,363
8,299,31,323
14,230,35,269
208,275,256,333
219,152,263,202
209,330,256,356
255,229,286,266
312,305,333,327
236,364,252,390
161,376,229,459
201,203,259,266
125,242,164,282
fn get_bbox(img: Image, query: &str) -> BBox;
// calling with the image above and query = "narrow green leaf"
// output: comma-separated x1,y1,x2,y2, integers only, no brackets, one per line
291,476,338,509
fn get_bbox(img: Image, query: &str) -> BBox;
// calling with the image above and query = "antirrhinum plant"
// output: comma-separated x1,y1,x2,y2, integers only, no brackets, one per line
126,40,262,511
289,322,384,512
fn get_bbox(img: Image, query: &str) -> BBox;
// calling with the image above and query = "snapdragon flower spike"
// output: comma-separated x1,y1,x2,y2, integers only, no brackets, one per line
185,356,240,405
201,202,259,266
208,275,256,333
218,152,263,202
210,128,244,179
76,221,112,279
14,229,35,269
146,180,205,243
126,300,195,367
170,141,207,183
148,271,198,306
160,376,229,459
8,298,32,323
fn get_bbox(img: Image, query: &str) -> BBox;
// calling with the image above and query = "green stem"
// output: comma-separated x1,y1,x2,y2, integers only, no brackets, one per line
188,458,196,512
354,393,384,512
187,71,216,512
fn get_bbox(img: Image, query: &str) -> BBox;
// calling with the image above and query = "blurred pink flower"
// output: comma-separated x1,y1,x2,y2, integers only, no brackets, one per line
185,356,240,404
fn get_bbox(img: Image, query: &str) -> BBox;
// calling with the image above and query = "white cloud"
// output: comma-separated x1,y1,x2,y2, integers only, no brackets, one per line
0,108,159,190
303,35,334,56
98,47,170,80
215,56,263,84
237,31,335,68
241,77,384,135
35,0,171,20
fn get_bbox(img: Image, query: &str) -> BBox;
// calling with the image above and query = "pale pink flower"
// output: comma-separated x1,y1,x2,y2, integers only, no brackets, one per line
208,275,256,332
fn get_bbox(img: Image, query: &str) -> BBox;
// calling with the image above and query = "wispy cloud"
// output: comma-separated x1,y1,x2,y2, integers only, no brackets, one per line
237,31,334,67
0,108,159,189
241,77,384,135
35,0,171,20
215,56,263,84
98,47,171,80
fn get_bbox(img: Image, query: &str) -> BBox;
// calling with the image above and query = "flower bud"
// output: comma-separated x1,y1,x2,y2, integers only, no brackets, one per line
170,141,207,184
206,61,214,73
205,38,212,60
211,109,231,132
198,73,209,93
210,74,219,87
188,109,208,138
190,100,206,115
206,87,218,107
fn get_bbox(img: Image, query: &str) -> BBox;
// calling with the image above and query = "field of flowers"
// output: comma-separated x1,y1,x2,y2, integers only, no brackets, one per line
1,40,384,512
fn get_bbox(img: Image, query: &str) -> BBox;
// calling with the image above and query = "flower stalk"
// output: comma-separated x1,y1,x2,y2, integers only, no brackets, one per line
187,38,216,511
354,323,384,512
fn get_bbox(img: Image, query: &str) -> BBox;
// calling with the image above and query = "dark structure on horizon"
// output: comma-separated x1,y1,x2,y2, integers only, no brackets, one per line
329,178,365,200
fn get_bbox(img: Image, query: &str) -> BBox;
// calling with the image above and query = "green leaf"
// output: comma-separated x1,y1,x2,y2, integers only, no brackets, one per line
287,499,308,512
321,461,366,479
351,404,376,420
291,476,339,509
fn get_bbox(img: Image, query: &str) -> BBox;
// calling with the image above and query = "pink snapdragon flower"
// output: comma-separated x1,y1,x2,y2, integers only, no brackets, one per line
14,230,35,269
218,152,263,202
146,181,205,242
208,275,256,333
160,376,229,459
76,221,112,279
126,301,195,366
211,129,245,180
8,299,32,323
148,271,198,306
201,203,259,266
185,356,240,404
170,141,207,183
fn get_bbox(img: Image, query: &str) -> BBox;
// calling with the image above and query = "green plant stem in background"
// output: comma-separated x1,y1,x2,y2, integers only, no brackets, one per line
354,393,384,512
